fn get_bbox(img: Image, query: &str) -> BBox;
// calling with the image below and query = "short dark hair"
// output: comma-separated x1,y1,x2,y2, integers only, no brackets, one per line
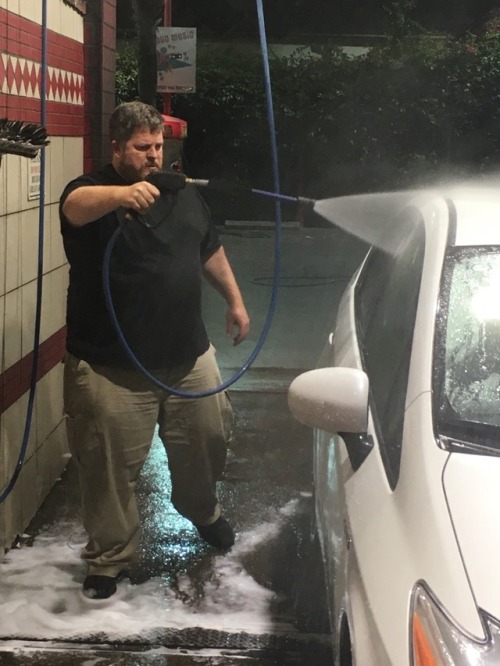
109,101,163,142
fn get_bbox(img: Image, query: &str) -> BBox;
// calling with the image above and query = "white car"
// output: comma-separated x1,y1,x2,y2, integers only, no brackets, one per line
288,187,500,665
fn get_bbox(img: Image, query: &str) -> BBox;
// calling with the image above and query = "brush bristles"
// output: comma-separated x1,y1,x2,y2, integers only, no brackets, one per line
0,118,50,158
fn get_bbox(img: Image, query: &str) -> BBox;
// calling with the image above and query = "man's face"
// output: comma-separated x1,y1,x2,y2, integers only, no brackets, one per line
112,127,164,182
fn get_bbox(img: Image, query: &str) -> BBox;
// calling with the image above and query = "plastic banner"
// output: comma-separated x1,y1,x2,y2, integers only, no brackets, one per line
156,27,197,93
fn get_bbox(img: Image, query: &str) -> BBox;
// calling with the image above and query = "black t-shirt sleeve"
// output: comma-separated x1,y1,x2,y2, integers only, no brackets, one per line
59,175,99,231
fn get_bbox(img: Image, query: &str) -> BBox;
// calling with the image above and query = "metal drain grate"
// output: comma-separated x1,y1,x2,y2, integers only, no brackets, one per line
2,628,332,657
159,627,330,651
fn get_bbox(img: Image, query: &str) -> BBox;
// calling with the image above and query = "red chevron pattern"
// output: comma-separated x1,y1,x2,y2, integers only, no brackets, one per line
0,54,83,105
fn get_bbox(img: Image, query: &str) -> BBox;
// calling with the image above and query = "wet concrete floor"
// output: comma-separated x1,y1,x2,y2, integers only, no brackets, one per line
0,376,333,665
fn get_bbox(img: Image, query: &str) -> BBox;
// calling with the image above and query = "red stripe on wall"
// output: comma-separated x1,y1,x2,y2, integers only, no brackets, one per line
0,98,84,136
0,327,67,416
0,8,84,74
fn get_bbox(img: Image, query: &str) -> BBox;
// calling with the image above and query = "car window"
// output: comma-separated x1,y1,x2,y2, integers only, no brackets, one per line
355,209,425,488
436,248,500,450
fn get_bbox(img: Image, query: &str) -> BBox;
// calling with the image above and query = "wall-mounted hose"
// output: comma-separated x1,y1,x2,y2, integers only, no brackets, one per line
0,0,48,504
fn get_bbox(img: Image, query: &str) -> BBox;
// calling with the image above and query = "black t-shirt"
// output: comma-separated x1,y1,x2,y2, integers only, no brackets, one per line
59,164,221,369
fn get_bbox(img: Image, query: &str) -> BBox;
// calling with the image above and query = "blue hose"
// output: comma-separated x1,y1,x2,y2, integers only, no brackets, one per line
102,0,282,399
0,0,48,503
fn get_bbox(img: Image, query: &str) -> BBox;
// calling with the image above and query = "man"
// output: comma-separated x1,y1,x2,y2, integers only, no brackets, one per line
59,101,250,600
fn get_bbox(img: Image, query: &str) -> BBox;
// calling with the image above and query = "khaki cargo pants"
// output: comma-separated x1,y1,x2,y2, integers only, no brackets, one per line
63,345,233,577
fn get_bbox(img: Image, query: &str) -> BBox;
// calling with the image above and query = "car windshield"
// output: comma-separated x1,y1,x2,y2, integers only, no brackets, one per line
436,247,500,450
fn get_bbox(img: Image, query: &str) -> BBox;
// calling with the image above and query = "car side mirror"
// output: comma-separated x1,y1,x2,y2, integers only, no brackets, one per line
288,367,369,434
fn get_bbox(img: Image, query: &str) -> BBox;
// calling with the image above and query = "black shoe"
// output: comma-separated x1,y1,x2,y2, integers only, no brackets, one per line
195,516,235,551
82,574,120,599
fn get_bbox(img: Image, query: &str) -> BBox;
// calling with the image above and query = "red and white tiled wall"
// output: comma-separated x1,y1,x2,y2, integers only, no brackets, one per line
0,0,85,551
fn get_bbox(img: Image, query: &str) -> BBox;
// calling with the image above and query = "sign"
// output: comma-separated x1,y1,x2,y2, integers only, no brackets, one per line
156,27,197,94
28,152,41,201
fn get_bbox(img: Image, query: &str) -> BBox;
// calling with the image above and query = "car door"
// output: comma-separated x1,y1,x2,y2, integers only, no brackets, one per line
330,209,427,664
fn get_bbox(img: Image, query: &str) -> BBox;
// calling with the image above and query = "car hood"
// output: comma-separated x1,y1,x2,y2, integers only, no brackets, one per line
443,452,500,621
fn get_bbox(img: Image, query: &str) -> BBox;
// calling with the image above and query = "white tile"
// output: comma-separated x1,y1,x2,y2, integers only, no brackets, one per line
20,452,40,531
39,267,67,342
1,467,23,549
42,205,52,273
46,0,61,35
5,212,21,293
1,392,37,484
61,0,76,40
36,422,69,506
40,270,52,342
20,279,36,358
74,8,84,43
52,264,68,333
49,204,68,270
35,363,65,447
0,155,7,217
0,408,68,548
0,294,5,374
3,287,22,368
0,216,6,296
17,0,41,24
62,137,84,186
5,0,19,15
20,207,40,286
0,503,6,558
50,137,69,205
42,141,52,207
5,154,22,214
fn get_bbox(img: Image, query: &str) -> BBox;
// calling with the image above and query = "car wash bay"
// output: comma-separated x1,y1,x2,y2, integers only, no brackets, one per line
0,222,367,665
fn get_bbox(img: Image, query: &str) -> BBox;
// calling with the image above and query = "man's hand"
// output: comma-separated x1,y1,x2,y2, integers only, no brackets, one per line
122,181,160,215
226,304,250,346
202,247,250,345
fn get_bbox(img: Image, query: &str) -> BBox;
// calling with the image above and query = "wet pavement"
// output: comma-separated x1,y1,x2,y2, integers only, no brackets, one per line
0,224,367,665
0,385,332,665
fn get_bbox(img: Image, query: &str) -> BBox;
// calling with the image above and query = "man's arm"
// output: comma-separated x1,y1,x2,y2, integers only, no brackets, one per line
203,246,250,346
62,182,161,227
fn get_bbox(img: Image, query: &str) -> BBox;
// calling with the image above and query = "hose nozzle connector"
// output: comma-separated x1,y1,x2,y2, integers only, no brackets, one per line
297,196,316,207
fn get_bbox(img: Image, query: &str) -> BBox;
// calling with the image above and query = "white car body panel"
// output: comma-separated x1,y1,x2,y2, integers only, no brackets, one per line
300,190,500,665
444,453,500,620
341,397,482,664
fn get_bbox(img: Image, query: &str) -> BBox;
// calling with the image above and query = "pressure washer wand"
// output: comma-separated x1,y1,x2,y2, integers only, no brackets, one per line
144,171,316,207
186,177,316,207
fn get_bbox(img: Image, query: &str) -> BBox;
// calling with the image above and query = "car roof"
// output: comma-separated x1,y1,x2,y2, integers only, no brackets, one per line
444,187,500,248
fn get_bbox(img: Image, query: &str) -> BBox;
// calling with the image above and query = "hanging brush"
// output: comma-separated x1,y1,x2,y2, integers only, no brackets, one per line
0,118,50,159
